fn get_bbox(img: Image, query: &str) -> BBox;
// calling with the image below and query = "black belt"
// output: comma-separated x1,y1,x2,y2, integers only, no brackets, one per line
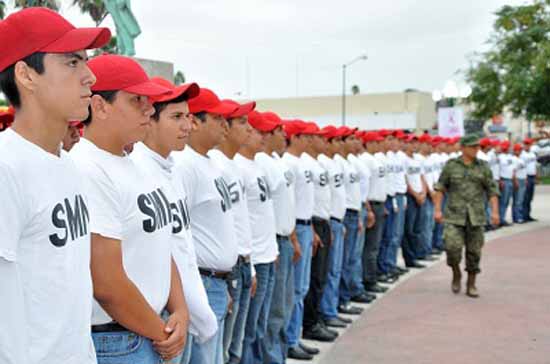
312,216,328,223
330,217,343,223
92,322,126,333
238,255,251,264
371,201,384,206
501,178,512,181
296,219,312,225
199,268,232,280
276,234,289,240
346,209,359,215
396,193,406,196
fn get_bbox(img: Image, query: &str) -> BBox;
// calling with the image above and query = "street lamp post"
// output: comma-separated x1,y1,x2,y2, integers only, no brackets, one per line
342,54,367,126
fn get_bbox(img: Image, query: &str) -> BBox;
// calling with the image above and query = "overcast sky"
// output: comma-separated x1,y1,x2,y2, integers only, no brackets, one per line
10,0,529,99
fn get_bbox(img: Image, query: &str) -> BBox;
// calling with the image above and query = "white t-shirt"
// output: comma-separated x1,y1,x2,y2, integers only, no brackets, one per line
0,129,95,364
234,154,278,264
418,153,436,192
71,138,173,326
428,153,442,188
318,154,347,220
335,154,361,211
488,150,500,181
477,150,489,162
173,146,238,271
512,155,528,180
348,153,370,203
257,152,296,236
360,152,387,203
302,153,331,220
522,150,537,176
405,154,423,193
208,149,252,258
498,153,516,179
389,151,408,194
282,152,314,220
375,151,392,198
130,143,218,343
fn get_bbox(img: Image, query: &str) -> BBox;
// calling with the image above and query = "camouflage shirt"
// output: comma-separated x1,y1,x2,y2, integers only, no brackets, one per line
434,157,499,226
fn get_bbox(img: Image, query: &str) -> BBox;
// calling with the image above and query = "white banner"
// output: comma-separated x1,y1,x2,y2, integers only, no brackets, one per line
438,107,464,137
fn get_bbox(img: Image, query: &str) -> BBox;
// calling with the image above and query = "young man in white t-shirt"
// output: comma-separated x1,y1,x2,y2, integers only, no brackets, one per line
130,77,219,364
282,120,321,360
522,138,538,222
173,87,239,364
301,123,340,343
498,140,515,226
71,54,189,363
512,144,528,224
318,126,352,327
0,8,110,364
207,99,256,364
255,112,298,364
234,111,279,364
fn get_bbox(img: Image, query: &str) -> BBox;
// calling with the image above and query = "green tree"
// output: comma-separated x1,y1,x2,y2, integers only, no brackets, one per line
72,0,108,26
93,35,118,56
174,71,185,85
351,85,360,95
14,0,59,10
466,0,550,123
0,1,6,19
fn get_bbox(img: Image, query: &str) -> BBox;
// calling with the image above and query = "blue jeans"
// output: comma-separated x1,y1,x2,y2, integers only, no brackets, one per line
499,179,513,224
180,334,194,364
387,194,406,271
241,263,276,364
378,197,395,274
432,195,446,250
350,207,368,296
93,330,168,364
263,236,294,364
190,276,229,364
320,219,344,320
286,223,313,348
513,179,527,223
339,209,360,306
402,194,421,265
523,175,536,219
417,198,434,256
224,260,252,364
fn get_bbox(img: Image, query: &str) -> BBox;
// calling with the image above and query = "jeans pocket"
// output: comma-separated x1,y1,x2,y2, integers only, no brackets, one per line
92,331,143,357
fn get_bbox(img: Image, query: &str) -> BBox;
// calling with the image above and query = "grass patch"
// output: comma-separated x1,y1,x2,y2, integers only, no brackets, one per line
540,176,550,185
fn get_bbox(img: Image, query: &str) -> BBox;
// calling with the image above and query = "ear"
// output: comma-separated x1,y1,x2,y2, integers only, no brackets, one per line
14,61,39,94
190,114,200,132
90,94,109,121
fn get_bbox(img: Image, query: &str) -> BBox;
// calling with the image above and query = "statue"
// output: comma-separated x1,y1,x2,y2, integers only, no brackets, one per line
104,0,141,56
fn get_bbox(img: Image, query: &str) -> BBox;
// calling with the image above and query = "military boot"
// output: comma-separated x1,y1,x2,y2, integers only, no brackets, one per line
451,265,461,294
466,272,479,298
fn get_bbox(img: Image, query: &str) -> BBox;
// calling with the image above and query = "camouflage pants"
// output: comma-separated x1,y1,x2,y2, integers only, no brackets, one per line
443,221,485,274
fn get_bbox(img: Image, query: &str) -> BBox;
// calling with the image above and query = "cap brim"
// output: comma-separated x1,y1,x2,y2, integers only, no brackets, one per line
152,82,200,103
228,101,256,118
206,102,238,116
42,27,112,53
124,81,172,97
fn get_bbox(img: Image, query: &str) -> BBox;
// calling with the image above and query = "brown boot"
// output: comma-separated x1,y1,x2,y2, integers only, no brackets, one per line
466,272,479,298
451,265,461,294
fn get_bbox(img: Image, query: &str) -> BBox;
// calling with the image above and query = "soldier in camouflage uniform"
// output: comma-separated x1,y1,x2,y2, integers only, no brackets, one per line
433,134,499,298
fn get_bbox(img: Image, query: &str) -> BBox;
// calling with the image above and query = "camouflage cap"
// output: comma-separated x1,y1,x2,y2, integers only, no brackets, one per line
460,133,480,147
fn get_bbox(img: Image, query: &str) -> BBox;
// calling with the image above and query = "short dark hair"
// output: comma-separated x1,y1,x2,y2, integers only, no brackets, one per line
151,92,190,121
81,90,119,126
0,52,46,109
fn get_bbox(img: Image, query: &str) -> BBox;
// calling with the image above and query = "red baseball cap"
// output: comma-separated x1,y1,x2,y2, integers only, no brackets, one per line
523,138,534,145
149,77,200,103
337,126,357,138
500,140,511,149
379,129,393,138
363,131,384,143
88,55,171,96
0,8,111,72
479,138,491,147
513,143,523,152
261,112,283,128
418,134,432,143
222,99,256,119
249,111,279,132
284,120,308,139
491,139,501,147
188,88,237,115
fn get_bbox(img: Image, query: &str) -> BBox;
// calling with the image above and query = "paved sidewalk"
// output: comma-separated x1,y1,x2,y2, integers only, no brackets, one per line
289,186,550,364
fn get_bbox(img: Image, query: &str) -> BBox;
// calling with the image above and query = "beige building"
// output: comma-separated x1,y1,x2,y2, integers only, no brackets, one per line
251,91,437,132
